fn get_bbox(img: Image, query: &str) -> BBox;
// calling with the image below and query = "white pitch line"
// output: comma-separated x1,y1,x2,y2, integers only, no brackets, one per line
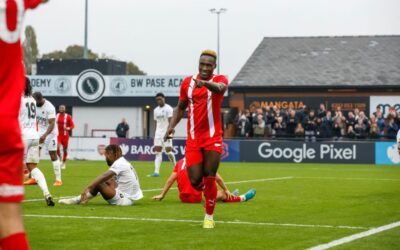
23,176,293,202
23,214,368,230
307,221,400,250
296,177,400,182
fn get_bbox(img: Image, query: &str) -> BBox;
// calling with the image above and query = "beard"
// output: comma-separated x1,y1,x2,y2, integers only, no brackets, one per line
106,159,113,166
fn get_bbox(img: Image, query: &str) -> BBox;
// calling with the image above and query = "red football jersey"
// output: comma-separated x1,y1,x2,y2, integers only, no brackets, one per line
56,113,75,136
0,0,42,117
179,74,228,141
173,159,201,196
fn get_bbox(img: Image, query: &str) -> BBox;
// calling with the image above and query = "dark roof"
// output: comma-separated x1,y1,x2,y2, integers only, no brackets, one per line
231,36,400,88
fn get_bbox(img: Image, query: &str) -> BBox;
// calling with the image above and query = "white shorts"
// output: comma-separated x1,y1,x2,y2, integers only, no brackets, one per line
107,189,134,206
23,139,40,164
39,134,57,152
154,137,172,148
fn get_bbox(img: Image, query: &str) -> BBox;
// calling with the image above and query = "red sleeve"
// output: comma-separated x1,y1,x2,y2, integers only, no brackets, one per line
24,0,43,10
215,75,228,87
68,115,75,129
179,77,190,102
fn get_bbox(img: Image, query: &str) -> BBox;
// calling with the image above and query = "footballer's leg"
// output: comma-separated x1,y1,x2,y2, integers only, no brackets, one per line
165,139,176,166
61,136,69,169
217,189,257,203
149,140,162,177
49,150,62,186
27,163,54,206
0,203,28,250
201,150,220,228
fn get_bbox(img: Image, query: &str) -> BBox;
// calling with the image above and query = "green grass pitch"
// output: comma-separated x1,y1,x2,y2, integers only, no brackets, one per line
22,160,400,250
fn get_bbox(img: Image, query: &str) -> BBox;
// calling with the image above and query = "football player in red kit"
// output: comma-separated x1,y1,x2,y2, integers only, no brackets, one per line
0,0,48,249
56,104,75,169
165,50,228,228
152,159,256,203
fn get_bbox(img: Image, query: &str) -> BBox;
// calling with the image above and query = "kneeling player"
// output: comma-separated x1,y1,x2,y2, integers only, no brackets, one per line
152,159,256,203
59,145,143,206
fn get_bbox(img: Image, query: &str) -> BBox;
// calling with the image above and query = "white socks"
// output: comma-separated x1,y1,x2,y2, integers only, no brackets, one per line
30,167,50,196
52,159,61,181
167,151,176,165
154,152,162,174
205,214,214,220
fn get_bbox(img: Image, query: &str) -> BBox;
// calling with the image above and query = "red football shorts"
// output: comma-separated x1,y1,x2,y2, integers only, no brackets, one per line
185,136,223,167
58,135,70,148
0,117,24,202
179,193,202,203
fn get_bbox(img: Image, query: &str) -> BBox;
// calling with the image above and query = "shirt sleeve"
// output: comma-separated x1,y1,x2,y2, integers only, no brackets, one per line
25,0,43,10
216,75,229,87
47,106,56,119
68,115,75,129
179,78,189,102
109,164,122,175
167,106,173,118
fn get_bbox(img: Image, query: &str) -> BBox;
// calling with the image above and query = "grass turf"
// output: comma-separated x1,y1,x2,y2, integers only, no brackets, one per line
22,160,400,250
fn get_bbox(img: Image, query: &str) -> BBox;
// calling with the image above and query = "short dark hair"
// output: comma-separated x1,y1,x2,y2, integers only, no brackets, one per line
155,93,165,98
105,144,122,158
32,91,43,101
24,77,32,97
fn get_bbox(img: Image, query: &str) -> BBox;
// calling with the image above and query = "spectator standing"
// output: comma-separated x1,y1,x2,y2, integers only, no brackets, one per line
116,118,130,138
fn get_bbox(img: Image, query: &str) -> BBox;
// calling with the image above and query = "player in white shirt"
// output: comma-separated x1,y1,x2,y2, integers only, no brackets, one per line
20,78,54,206
148,93,176,177
32,92,62,186
59,144,143,206
397,129,400,155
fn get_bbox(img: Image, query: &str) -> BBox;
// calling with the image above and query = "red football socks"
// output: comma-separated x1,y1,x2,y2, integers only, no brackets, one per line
223,195,242,203
204,176,218,216
0,232,29,250
63,151,68,162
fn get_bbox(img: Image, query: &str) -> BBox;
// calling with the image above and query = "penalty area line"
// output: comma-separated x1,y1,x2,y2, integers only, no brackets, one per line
23,214,368,230
307,221,400,250
23,176,293,202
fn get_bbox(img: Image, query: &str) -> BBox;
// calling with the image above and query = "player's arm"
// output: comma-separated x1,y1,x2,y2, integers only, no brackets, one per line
152,172,178,201
40,118,55,142
216,174,233,199
67,115,75,130
194,79,227,94
164,100,188,141
80,170,116,202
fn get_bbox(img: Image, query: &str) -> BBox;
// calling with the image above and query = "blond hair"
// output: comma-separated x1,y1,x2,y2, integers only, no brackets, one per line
201,49,217,59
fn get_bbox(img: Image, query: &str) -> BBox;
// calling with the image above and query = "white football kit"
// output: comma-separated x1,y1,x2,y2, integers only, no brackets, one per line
108,157,143,206
19,96,40,163
36,100,58,151
397,130,400,154
154,104,173,147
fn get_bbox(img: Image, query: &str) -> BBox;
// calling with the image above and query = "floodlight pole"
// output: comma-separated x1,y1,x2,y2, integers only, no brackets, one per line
83,0,88,59
209,8,227,75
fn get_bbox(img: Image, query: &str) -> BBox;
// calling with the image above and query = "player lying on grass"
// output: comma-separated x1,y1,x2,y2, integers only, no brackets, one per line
152,159,256,203
59,145,143,206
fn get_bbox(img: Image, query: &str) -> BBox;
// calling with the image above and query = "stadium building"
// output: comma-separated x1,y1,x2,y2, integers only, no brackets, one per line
227,35,400,136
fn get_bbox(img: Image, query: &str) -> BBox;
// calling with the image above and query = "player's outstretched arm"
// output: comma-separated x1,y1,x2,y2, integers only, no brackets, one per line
164,100,188,141
80,170,115,203
216,174,232,199
193,79,227,94
152,172,177,201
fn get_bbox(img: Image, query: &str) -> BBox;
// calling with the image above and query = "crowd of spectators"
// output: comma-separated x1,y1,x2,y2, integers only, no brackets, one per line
234,104,400,141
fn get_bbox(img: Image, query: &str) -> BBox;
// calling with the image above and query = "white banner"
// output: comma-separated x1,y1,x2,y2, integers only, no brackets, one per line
370,96,400,117
29,70,186,102
29,69,228,103
41,137,109,161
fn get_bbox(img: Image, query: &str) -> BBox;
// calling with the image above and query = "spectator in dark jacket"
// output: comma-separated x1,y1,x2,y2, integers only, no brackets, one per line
116,118,129,138
303,110,318,142
386,118,399,139
273,116,287,138
286,110,298,137
321,111,333,138
354,118,368,139
236,114,251,137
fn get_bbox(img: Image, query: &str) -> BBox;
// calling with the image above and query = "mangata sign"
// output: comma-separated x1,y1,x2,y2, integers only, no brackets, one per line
245,96,369,113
